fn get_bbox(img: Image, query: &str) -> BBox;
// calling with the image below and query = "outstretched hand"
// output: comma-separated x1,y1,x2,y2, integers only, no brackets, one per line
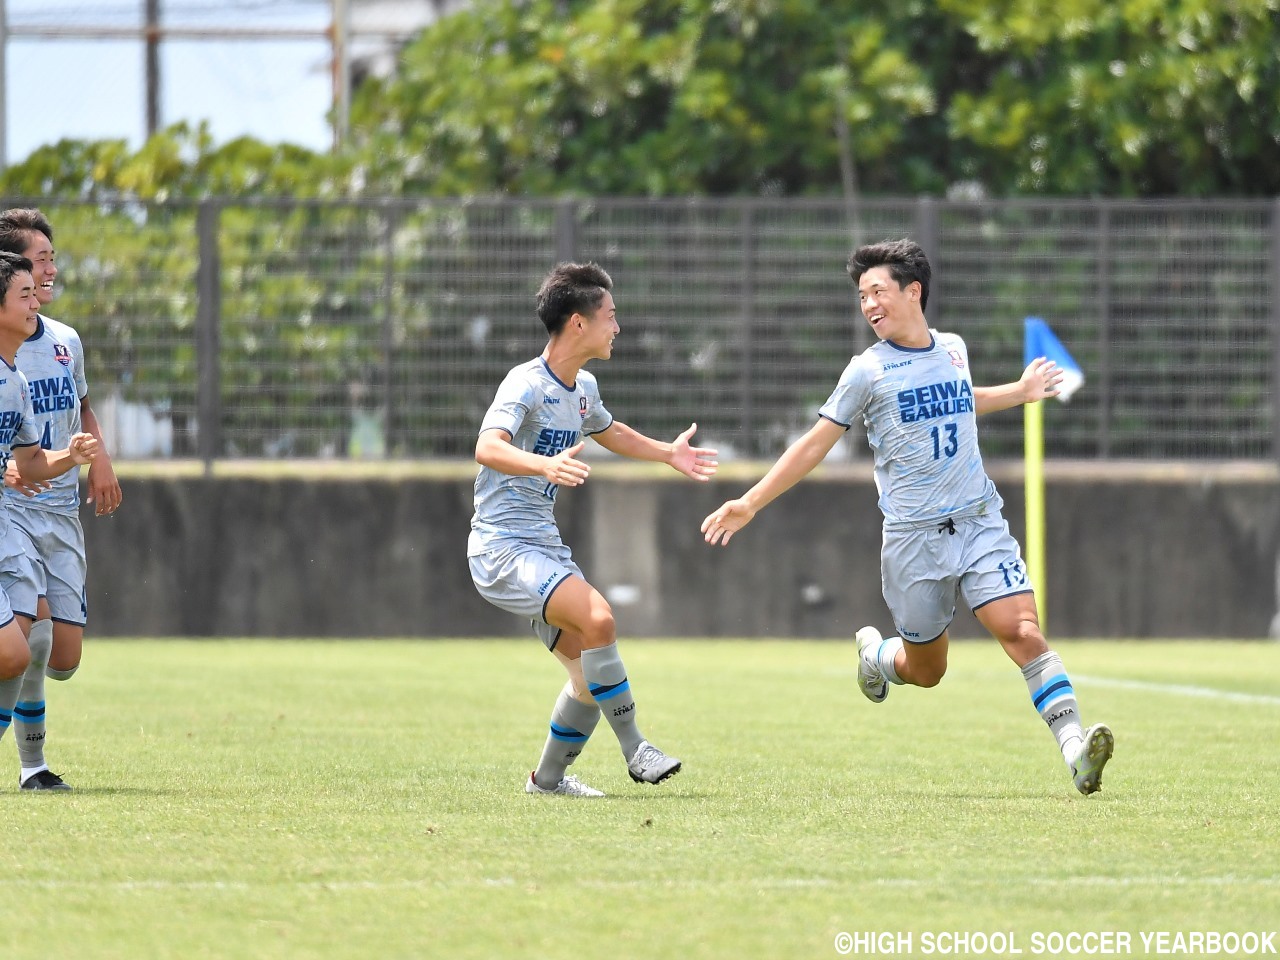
668,422,718,481
1021,357,1063,403
542,440,591,487
701,498,756,546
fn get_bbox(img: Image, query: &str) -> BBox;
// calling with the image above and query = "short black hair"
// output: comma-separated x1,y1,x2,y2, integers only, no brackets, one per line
0,208,54,257
0,251,35,302
535,261,613,336
847,238,931,311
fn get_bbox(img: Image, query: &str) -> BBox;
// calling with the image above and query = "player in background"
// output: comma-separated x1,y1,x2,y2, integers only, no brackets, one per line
701,239,1114,796
0,210,122,791
470,261,718,797
0,252,99,788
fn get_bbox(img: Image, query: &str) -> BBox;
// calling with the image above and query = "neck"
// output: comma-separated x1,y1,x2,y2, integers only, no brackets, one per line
541,339,588,385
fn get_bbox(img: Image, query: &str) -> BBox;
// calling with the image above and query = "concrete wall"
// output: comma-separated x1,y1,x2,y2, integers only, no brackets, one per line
81,461,1279,639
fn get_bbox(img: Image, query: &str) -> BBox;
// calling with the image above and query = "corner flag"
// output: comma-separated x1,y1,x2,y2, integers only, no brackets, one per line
1023,317,1084,632
1024,316,1084,401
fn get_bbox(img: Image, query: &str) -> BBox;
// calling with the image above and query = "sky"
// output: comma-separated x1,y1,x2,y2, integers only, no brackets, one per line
4,0,336,165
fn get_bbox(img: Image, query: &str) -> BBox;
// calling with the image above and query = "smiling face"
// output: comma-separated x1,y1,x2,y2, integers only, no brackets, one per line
0,269,40,356
578,290,619,361
857,265,928,346
17,230,57,306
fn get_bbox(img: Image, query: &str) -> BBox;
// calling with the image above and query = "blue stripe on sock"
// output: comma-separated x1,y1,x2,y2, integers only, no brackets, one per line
1032,676,1073,710
588,679,631,702
0,710,10,729
550,723,589,743
14,701,45,721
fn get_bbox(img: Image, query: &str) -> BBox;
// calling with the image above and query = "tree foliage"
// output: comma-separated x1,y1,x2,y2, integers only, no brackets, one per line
2,0,1276,198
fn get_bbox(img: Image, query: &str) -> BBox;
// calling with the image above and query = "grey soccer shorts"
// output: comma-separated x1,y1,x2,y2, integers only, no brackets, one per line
881,511,1032,644
2,507,87,626
469,539,583,651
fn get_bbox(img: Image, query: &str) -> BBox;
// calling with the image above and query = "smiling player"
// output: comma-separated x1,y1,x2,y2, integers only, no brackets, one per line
469,261,718,797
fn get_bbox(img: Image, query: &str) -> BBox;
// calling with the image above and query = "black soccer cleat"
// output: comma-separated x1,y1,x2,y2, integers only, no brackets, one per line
20,769,73,792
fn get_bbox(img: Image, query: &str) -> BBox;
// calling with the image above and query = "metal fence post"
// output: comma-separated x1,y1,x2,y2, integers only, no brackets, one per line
739,204,755,453
1097,203,1112,458
195,199,222,469
555,200,576,263
915,197,941,324
381,205,397,455
1273,198,1280,465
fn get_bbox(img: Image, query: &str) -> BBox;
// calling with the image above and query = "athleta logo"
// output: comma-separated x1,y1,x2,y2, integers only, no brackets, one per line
543,396,561,405
883,359,914,371
897,380,974,422
53,344,72,366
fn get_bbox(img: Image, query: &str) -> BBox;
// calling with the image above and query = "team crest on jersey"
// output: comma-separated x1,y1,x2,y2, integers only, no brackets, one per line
579,396,589,418
53,344,72,366
947,349,966,369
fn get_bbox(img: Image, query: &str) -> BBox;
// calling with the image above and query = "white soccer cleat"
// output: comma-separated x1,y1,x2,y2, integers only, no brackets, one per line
1071,723,1115,796
525,772,605,798
627,740,681,784
855,626,889,703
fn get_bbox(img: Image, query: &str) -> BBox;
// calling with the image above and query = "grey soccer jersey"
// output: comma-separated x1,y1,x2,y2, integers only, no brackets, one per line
818,331,1002,531
0,360,41,526
4,316,87,516
468,358,613,554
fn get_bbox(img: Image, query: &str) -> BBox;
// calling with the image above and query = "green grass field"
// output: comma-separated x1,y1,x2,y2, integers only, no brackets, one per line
2,639,1277,959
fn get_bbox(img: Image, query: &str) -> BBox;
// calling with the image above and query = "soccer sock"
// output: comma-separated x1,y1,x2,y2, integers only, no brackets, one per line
47,664,79,682
580,644,644,761
532,681,601,789
874,634,905,685
1021,650,1085,764
0,674,21,744
15,620,53,774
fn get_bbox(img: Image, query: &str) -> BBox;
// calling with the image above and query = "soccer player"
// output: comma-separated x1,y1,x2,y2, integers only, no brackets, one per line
0,209,122,791
0,252,99,787
470,261,717,797
701,239,1114,796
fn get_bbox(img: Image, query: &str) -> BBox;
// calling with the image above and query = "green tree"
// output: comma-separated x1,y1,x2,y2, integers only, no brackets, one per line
942,0,1280,195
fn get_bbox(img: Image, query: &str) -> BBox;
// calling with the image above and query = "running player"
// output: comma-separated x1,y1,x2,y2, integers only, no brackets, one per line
0,252,99,788
469,261,717,797
701,238,1114,796
0,209,121,790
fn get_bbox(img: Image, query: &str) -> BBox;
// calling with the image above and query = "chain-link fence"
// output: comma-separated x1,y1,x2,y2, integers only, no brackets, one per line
22,196,1279,462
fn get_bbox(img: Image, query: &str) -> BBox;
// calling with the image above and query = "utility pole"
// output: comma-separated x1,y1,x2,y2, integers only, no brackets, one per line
331,0,350,149
145,0,161,137
0,0,8,172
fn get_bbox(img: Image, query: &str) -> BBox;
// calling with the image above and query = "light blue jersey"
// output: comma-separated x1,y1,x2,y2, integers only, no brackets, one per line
0,359,42,534
819,331,1001,531
468,357,613,555
4,316,87,517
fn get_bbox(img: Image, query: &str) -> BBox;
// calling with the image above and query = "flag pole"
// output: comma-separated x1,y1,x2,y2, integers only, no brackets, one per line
1024,365,1047,632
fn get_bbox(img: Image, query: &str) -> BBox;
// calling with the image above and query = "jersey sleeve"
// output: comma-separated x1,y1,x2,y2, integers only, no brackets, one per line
579,373,613,435
479,370,536,438
818,353,876,429
67,326,89,400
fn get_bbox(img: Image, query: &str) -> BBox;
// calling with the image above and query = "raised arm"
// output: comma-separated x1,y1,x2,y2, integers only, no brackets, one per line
701,417,846,546
591,421,718,481
974,357,1063,415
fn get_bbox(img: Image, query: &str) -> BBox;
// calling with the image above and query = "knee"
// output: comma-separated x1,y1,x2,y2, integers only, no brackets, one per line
914,664,947,688
582,608,617,647
0,645,30,680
